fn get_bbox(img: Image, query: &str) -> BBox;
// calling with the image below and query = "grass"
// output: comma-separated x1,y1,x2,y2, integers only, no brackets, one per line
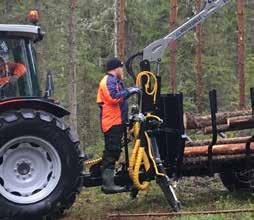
61,175,254,220
62,143,254,219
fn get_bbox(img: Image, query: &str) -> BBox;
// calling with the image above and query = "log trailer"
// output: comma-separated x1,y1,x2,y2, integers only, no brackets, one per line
0,0,254,219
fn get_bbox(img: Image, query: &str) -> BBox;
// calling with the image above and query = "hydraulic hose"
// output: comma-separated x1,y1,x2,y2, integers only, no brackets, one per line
135,71,158,104
129,137,140,178
133,146,150,190
84,157,102,166
129,122,151,190
129,116,165,190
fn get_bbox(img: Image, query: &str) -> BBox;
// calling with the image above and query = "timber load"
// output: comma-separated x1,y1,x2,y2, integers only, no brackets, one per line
184,109,254,133
184,142,254,156
182,141,254,176
186,136,253,147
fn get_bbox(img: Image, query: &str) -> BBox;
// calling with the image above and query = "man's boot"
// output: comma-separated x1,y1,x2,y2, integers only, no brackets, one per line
101,168,126,194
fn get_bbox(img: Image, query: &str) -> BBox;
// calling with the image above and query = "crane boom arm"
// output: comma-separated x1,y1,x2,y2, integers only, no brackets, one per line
143,0,230,62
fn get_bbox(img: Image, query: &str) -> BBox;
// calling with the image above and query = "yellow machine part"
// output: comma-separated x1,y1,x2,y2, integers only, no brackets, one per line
129,131,151,190
128,71,165,191
135,71,158,104
84,157,102,166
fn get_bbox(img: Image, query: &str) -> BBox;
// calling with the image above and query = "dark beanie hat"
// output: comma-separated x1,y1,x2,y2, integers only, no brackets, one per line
106,58,123,71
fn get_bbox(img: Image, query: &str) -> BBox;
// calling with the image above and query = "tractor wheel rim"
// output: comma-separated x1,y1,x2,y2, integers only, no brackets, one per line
0,136,61,204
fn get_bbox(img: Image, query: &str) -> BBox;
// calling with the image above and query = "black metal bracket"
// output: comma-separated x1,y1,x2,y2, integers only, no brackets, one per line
244,138,254,176
140,59,151,72
245,88,254,169
208,89,218,176
147,130,181,212
245,140,252,170
125,52,143,82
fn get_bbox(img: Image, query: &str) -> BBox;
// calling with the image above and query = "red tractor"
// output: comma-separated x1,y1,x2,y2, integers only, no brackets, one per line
0,24,83,219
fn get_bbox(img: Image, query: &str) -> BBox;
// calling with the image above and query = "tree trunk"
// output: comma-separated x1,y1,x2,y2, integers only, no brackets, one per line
184,142,254,156
203,124,229,134
68,0,78,133
195,0,202,113
184,109,252,129
118,0,125,62
169,0,178,93
186,136,253,147
203,115,254,134
227,115,254,129
183,154,254,170
237,0,245,109
113,0,118,57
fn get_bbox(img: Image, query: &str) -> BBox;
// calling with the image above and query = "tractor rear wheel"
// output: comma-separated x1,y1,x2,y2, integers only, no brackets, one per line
220,168,254,192
0,109,84,219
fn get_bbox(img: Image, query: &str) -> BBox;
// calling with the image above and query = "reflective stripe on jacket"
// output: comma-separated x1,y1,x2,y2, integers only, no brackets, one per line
97,73,129,133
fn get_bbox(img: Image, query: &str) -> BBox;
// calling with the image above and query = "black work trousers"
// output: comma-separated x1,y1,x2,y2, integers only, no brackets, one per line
101,124,124,171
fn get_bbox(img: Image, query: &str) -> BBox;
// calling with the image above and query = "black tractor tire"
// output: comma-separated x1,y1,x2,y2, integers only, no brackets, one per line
0,109,84,219
220,168,254,192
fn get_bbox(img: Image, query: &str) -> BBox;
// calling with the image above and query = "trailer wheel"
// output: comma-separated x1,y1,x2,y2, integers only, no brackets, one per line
0,110,84,219
220,168,254,192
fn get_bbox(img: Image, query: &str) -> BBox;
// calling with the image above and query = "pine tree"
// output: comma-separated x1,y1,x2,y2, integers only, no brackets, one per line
169,0,178,93
68,0,78,132
195,0,202,112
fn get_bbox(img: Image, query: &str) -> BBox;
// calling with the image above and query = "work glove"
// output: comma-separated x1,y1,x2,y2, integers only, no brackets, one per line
127,86,141,95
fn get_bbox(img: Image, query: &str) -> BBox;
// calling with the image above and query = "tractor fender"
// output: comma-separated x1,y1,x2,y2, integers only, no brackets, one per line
0,97,70,118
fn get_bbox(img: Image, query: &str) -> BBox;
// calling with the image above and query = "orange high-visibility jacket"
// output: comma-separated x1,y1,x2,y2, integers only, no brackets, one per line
0,62,26,85
97,73,129,133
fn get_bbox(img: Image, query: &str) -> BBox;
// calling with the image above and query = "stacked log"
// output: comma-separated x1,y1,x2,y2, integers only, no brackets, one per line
184,109,254,134
184,109,254,158
203,115,254,134
184,142,254,156
186,136,253,147
228,115,254,129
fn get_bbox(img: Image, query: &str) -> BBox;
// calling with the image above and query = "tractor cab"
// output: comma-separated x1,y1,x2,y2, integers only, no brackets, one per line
0,24,43,99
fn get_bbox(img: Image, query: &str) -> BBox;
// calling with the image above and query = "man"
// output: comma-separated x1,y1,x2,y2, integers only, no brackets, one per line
0,40,26,87
97,57,140,194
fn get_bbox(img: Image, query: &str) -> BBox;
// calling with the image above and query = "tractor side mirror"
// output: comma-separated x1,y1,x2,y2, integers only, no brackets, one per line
44,70,54,98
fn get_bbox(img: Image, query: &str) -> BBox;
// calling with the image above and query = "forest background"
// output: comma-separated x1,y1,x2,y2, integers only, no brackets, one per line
1,0,254,152
2,1,254,219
